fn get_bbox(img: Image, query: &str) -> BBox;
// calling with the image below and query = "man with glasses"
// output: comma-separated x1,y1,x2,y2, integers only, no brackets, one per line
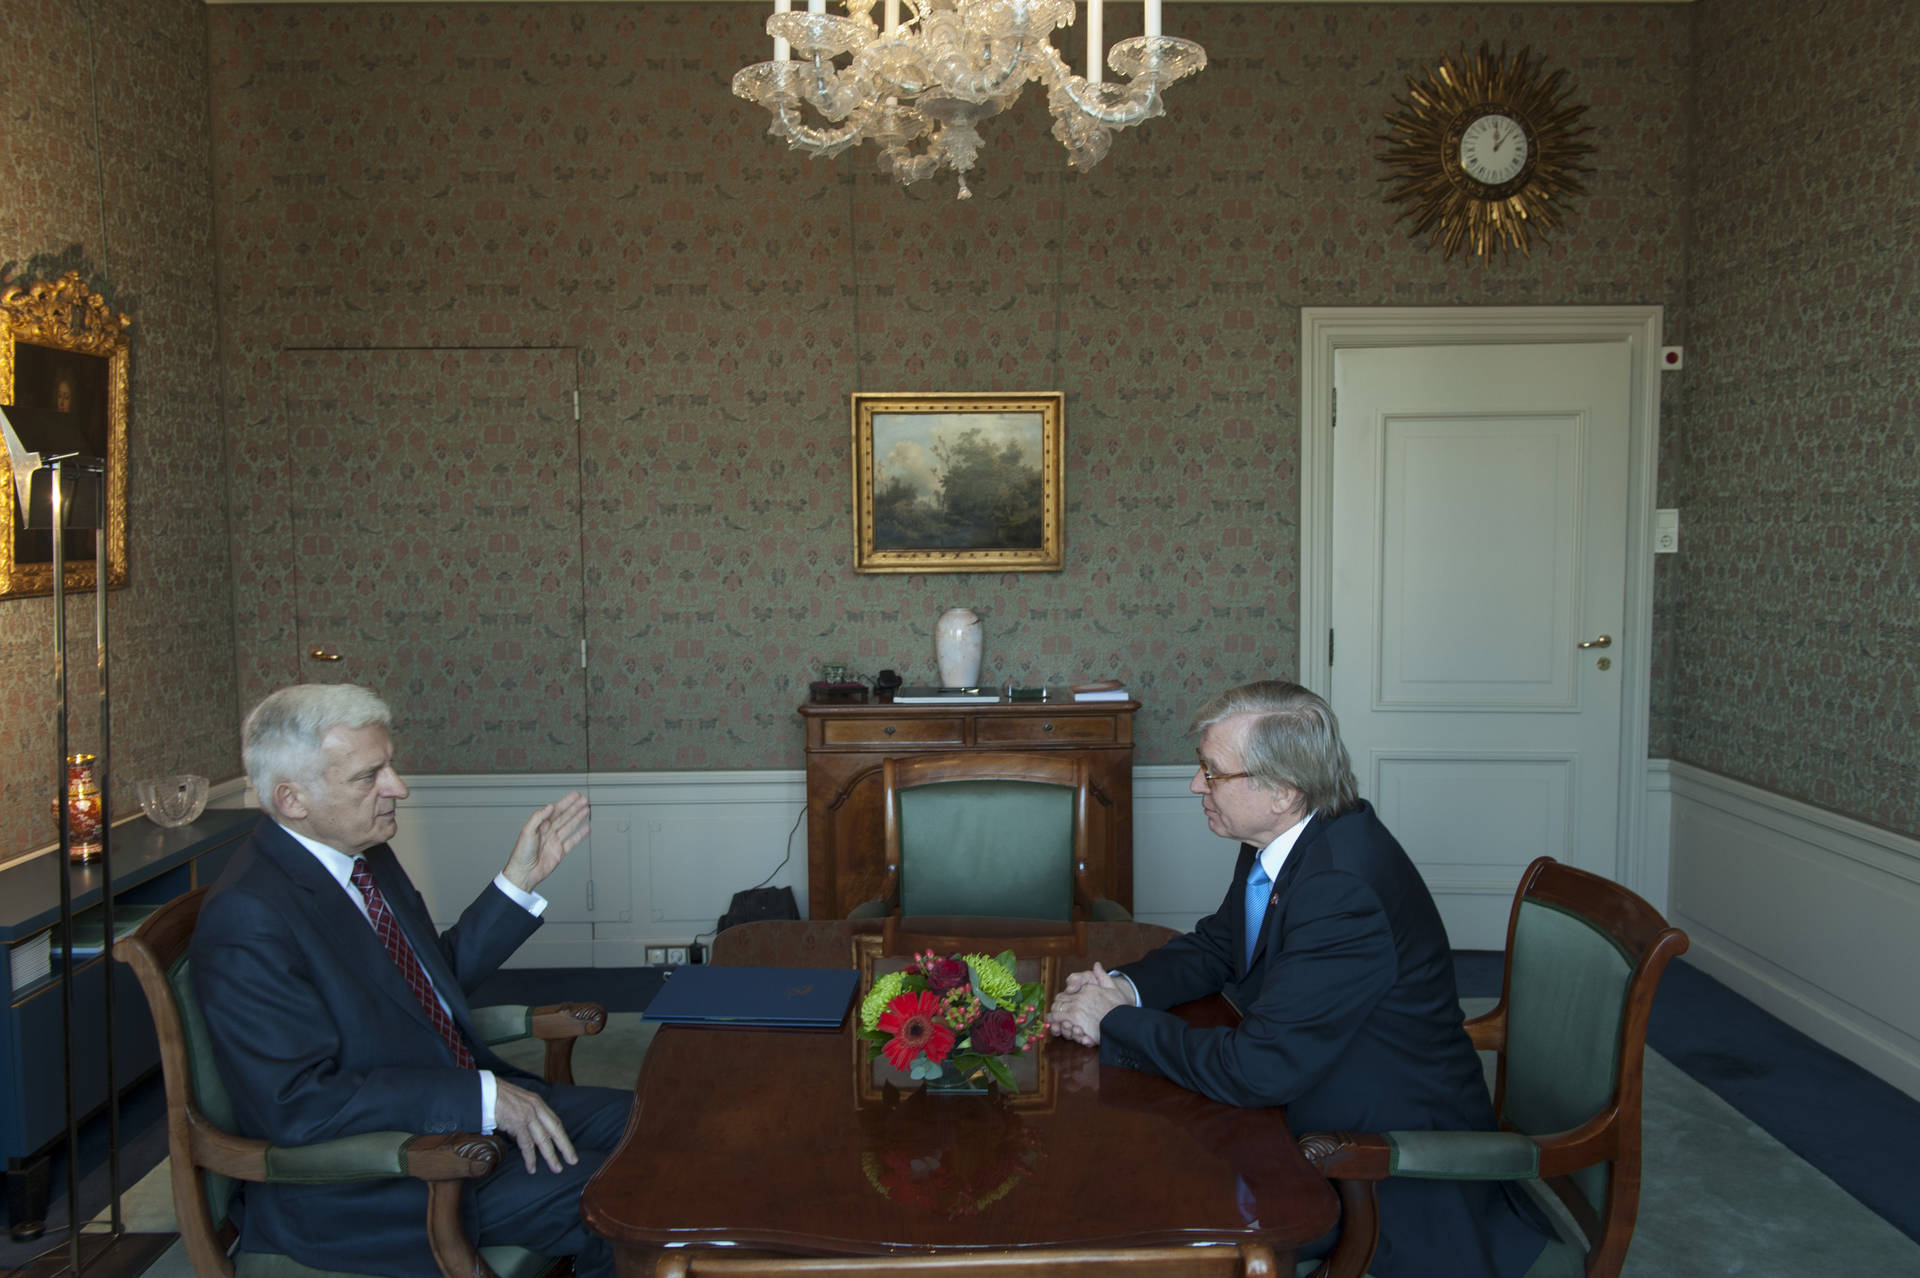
1048,680,1547,1278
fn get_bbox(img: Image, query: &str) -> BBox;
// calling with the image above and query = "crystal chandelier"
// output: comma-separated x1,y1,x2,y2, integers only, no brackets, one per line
733,0,1207,199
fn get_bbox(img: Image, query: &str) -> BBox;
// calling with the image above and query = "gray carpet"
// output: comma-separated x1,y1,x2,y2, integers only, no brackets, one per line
93,1012,1920,1276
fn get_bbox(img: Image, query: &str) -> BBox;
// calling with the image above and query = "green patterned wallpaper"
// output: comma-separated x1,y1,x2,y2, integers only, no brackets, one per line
1670,0,1918,832
207,2,1694,778
2,1,1911,854
0,0,234,856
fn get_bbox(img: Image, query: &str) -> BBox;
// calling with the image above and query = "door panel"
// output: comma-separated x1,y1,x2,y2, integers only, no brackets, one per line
1333,342,1630,947
280,348,587,773
1379,415,1580,705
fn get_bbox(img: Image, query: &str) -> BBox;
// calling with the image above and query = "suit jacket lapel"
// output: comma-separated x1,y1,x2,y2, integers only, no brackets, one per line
251,822,459,1044
363,846,480,1036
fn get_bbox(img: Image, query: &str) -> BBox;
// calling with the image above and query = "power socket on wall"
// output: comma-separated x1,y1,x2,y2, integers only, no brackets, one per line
644,944,705,966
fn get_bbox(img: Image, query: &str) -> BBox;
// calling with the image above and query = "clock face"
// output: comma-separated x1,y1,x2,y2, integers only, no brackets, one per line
1458,112,1529,187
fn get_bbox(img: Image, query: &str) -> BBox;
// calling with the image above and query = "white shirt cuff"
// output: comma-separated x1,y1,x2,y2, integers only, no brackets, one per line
478,1070,497,1133
492,873,549,917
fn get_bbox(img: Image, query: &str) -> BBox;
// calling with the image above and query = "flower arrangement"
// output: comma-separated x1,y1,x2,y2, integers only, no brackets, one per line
858,950,1049,1090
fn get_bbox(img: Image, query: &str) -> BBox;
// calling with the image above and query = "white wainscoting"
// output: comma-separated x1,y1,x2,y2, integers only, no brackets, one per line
1130,766,1243,932
226,769,1225,966
1666,761,1920,1102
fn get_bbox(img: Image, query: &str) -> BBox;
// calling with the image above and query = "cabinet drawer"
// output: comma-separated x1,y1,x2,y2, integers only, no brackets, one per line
976,715,1118,745
821,717,967,747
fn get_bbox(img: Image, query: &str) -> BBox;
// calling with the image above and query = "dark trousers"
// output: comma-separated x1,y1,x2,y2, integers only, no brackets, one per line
473,1083,632,1278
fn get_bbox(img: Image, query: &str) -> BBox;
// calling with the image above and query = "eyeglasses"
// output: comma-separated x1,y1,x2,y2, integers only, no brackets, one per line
1194,751,1251,788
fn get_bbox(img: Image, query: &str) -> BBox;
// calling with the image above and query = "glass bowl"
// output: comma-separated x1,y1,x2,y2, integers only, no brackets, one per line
137,775,209,828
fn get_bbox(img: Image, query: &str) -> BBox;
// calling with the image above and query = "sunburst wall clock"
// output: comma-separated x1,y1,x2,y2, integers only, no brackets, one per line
1378,43,1596,262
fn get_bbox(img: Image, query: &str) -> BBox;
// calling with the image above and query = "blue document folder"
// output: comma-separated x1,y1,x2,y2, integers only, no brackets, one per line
641,965,859,1029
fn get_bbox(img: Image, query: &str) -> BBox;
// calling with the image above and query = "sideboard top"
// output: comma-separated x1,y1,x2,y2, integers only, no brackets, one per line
1,807,256,942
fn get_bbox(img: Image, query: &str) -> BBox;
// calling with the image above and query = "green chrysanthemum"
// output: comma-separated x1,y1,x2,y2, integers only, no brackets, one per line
860,970,909,1031
964,954,1019,1003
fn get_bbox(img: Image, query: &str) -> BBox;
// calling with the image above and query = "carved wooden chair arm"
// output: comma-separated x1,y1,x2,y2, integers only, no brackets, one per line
188,1113,503,1185
189,1113,505,1278
528,1001,608,1040
472,1000,607,1087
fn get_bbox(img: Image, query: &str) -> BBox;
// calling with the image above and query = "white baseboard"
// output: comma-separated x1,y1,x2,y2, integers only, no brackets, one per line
1666,761,1920,1102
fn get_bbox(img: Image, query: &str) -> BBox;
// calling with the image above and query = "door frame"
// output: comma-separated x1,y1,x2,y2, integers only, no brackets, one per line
1298,306,1665,899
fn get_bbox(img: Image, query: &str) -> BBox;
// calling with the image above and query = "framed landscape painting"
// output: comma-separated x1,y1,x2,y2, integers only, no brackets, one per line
851,392,1064,574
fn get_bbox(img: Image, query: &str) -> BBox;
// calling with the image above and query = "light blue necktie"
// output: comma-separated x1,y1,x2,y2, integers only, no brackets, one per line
1243,860,1272,967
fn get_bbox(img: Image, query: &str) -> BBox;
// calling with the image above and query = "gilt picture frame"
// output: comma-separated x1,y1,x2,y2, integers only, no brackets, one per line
1,272,131,598
851,392,1064,573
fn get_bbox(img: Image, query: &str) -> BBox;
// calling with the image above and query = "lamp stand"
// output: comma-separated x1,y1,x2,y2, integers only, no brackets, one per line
47,458,120,1277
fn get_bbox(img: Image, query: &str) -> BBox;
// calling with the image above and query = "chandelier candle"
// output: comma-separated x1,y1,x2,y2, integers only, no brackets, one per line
734,0,1207,199
1086,0,1102,83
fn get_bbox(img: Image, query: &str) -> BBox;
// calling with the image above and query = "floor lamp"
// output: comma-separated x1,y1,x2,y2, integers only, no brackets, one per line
3,403,120,1277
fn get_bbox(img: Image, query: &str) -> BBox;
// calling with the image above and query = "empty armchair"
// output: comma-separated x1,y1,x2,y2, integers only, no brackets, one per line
850,751,1130,923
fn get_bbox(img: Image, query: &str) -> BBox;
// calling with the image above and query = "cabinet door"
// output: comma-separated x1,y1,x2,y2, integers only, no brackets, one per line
281,348,587,771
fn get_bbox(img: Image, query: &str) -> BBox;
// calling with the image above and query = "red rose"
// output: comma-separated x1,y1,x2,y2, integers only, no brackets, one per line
926,958,971,991
970,1007,1019,1055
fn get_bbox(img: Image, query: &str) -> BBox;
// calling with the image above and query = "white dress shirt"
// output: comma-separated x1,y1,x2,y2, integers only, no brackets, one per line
281,824,548,1133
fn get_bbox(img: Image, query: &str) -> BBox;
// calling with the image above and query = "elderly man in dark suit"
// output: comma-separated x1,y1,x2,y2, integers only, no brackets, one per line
1048,680,1548,1278
192,683,628,1277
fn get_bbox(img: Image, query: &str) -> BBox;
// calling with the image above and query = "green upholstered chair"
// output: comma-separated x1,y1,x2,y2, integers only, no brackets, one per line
1296,856,1689,1278
851,751,1130,924
115,887,607,1278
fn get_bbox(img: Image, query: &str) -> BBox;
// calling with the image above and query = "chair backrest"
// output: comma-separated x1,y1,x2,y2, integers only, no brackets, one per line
115,886,243,1277
882,752,1092,921
1491,856,1689,1270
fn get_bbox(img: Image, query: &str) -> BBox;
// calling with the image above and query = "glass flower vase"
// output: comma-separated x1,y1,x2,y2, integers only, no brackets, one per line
923,1060,992,1095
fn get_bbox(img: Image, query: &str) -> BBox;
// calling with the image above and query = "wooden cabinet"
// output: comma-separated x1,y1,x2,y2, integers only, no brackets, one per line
799,700,1138,919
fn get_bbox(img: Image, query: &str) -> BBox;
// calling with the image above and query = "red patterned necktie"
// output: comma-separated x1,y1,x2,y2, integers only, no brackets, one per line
350,858,476,1069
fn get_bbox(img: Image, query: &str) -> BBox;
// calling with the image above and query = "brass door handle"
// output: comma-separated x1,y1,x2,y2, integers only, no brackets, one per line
308,646,343,662
1577,634,1613,650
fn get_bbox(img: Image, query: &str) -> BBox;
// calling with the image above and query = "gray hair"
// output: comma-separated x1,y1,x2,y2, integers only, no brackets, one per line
243,684,392,816
1189,680,1360,819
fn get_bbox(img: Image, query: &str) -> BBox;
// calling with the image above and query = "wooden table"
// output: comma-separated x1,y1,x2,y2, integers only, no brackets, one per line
582,920,1337,1274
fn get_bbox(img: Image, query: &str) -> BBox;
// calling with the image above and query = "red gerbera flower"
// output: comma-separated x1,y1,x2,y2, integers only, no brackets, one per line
877,990,956,1069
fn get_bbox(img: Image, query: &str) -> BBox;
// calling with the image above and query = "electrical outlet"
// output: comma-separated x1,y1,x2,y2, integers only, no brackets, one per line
666,946,689,965
644,945,669,966
688,941,706,964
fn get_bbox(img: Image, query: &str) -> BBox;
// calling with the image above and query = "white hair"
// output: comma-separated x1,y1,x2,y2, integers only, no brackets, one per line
243,684,392,816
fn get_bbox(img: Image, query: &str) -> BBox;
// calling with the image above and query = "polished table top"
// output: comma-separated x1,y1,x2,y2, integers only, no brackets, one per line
582,920,1338,1265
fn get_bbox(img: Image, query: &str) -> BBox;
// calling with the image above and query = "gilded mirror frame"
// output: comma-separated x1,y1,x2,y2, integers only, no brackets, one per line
0,271,131,598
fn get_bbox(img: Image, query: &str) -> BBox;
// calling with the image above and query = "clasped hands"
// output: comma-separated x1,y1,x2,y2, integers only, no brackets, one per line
1047,962,1135,1047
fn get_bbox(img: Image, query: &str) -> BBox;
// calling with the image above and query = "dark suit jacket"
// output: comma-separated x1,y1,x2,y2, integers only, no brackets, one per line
191,816,546,1275
1101,802,1546,1278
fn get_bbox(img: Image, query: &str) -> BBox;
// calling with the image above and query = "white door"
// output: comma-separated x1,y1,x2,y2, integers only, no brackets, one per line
1331,342,1631,948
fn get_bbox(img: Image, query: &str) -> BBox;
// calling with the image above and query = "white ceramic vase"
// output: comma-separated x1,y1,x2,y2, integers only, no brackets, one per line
934,608,983,687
